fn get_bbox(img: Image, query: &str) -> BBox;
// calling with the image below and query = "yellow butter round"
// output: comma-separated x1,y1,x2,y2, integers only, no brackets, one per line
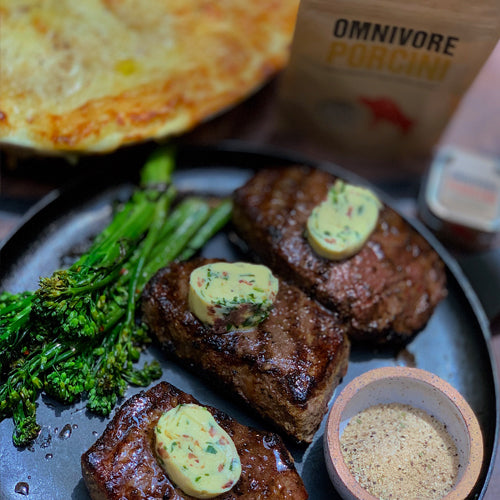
155,404,241,498
306,180,381,260
188,261,278,331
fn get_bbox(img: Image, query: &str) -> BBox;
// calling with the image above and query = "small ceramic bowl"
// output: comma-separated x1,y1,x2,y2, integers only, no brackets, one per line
324,366,484,500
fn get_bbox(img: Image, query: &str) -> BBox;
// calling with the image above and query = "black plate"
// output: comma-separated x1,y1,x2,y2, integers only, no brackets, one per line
0,144,498,500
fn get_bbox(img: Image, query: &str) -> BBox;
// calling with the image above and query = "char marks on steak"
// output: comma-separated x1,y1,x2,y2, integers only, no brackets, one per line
82,381,308,500
141,258,350,443
232,166,447,346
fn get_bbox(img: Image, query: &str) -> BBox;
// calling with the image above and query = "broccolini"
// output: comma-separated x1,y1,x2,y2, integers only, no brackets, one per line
0,147,232,446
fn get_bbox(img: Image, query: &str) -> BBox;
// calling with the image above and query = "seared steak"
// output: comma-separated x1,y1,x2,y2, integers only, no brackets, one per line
141,258,350,443
82,381,308,500
232,166,447,346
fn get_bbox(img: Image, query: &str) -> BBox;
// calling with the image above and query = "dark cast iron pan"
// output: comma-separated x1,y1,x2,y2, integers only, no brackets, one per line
0,142,497,499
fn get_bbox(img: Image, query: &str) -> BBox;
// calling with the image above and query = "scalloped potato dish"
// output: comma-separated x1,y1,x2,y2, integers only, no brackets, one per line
0,0,298,153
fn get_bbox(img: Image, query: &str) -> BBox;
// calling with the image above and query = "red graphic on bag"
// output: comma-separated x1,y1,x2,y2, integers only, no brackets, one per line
359,96,414,134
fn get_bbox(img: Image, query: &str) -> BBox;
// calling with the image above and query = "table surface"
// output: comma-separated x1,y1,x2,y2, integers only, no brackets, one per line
1,36,499,499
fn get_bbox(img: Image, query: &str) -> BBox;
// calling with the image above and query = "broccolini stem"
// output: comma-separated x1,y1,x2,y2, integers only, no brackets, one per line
74,195,157,271
125,190,173,325
99,196,214,332
141,198,211,281
75,146,176,272
0,146,234,447
179,199,233,260
139,145,176,188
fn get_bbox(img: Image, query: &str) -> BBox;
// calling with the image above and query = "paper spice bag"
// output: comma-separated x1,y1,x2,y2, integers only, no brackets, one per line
279,0,500,159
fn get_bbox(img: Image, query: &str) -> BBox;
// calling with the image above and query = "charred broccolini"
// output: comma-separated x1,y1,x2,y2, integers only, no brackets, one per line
0,147,232,446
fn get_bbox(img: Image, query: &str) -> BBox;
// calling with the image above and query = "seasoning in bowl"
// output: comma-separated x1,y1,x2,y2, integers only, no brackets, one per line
340,402,459,500
324,367,484,500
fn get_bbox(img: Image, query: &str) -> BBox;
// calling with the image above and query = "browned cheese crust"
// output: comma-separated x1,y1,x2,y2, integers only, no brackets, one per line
141,258,350,443
232,166,447,346
0,0,299,153
81,381,308,500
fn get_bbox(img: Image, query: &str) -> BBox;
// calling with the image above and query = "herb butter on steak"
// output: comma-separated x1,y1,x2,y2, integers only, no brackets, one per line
81,381,308,499
141,258,350,443
232,166,447,346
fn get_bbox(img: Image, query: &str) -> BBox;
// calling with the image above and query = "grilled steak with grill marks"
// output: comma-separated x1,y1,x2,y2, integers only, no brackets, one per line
141,258,350,443
81,381,308,499
232,166,447,346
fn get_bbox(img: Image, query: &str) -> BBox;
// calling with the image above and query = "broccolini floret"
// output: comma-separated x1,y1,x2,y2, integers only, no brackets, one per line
0,146,232,447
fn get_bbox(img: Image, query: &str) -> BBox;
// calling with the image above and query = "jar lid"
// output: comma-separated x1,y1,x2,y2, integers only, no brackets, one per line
425,147,500,233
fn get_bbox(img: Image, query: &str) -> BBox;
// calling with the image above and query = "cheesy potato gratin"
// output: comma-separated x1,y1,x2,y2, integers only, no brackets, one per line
0,0,298,153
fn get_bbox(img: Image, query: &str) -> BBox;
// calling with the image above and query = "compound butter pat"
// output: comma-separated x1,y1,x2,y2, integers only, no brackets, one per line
307,180,381,260
155,404,241,498
189,261,278,331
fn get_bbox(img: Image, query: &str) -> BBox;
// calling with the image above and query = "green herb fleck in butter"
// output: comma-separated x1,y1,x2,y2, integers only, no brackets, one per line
306,180,381,260
188,262,279,331
155,404,242,498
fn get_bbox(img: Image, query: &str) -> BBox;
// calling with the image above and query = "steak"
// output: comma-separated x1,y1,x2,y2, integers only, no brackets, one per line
232,166,447,346
81,381,308,500
141,258,350,443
